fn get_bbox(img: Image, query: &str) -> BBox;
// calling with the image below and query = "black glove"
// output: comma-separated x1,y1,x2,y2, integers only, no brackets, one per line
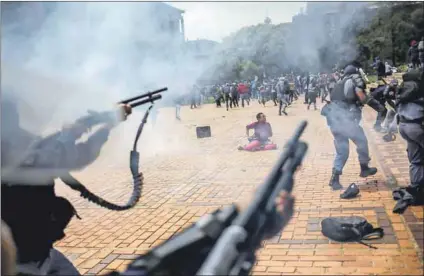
367,97,386,112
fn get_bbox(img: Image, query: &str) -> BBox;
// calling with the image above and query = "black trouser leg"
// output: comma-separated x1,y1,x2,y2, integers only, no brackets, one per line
279,100,283,115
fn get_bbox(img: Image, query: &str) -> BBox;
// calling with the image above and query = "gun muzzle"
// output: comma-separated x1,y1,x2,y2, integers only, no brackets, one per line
119,87,168,105
130,94,162,108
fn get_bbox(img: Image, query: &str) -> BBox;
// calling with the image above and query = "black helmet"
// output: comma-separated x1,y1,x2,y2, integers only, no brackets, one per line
343,65,358,76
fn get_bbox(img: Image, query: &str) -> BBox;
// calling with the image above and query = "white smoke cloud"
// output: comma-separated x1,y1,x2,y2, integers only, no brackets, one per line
1,2,209,177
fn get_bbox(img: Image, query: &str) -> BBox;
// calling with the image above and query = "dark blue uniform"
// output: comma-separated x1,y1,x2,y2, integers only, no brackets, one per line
396,70,424,191
324,65,377,190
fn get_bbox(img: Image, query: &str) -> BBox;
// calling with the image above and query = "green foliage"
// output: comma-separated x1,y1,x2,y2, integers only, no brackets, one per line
367,75,377,84
204,2,423,83
398,64,409,72
205,22,290,83
356,2,424,65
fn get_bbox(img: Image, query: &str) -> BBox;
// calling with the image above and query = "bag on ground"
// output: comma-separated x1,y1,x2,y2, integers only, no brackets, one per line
321,216,384,249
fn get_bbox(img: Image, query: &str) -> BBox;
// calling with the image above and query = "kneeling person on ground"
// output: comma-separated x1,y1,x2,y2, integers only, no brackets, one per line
238,113,277,151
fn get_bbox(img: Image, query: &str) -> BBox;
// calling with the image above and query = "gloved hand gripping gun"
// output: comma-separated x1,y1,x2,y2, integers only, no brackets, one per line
32,88,168,211
109,121,309,276
43,87,168,141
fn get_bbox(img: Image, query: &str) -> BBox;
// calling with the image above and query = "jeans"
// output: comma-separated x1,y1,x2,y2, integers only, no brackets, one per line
241,94,250,107
374,107,388,129
399,122,424,188
278,95,288,115
382,109,397,131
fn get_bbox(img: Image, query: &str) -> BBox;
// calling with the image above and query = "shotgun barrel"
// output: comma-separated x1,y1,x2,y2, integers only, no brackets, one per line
119,87,168,105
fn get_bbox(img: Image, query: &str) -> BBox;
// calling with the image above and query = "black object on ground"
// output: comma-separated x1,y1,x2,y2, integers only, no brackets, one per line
340,183,360,199
196,126,211,138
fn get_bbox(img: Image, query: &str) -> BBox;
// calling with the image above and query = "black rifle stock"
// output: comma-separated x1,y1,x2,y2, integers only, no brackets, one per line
114,121,309,276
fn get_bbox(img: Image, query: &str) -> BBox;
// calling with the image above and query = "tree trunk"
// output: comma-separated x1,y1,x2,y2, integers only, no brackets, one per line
390,6,396,66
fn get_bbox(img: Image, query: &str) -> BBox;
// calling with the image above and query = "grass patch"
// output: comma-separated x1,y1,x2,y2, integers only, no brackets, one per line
397,64,408,73
367,75,377,83
205,97,216,104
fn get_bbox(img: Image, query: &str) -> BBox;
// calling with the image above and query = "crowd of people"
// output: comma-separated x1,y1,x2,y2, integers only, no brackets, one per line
186,72,342,115
2,23,424,275
181,61,423,215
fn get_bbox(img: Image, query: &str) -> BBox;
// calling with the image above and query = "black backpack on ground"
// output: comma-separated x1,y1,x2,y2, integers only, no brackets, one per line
321,216,384,249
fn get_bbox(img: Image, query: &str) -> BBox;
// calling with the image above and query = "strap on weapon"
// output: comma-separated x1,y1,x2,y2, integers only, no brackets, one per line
59,105,154,211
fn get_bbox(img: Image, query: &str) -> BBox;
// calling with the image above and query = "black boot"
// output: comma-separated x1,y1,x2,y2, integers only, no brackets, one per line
360,164,378,178
329,170,343,190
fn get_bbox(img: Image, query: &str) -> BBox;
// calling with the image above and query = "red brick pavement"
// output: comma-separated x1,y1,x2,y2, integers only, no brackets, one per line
54,99,423,275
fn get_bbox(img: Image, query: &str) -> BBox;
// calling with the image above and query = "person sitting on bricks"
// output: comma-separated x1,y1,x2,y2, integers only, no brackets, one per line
238,112,277,152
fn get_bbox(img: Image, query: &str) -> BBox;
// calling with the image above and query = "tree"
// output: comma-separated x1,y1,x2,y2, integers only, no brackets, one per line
200,2,422,84
356,2,423,65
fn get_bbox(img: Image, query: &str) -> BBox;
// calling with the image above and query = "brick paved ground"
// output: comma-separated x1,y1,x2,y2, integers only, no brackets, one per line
54,96,423,275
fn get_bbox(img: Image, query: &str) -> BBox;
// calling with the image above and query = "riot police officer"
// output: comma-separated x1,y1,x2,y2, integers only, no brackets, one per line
393,69,424,212
276,78,288,116
223,83,232,111
323,64,384,190
1,92,133,275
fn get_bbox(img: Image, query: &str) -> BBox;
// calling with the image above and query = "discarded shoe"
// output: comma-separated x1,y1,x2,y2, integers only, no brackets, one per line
382,133,396,142
340,183,360,199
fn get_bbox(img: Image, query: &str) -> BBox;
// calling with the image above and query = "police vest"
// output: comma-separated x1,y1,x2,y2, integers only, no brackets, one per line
330,78,349,102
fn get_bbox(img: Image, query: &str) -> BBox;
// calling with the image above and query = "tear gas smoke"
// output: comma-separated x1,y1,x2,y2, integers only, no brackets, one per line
1,2,379,184
1,2,212,181
209,2,376,77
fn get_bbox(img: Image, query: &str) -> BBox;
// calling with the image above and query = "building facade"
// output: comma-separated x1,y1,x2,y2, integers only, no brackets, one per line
1,2,186,60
